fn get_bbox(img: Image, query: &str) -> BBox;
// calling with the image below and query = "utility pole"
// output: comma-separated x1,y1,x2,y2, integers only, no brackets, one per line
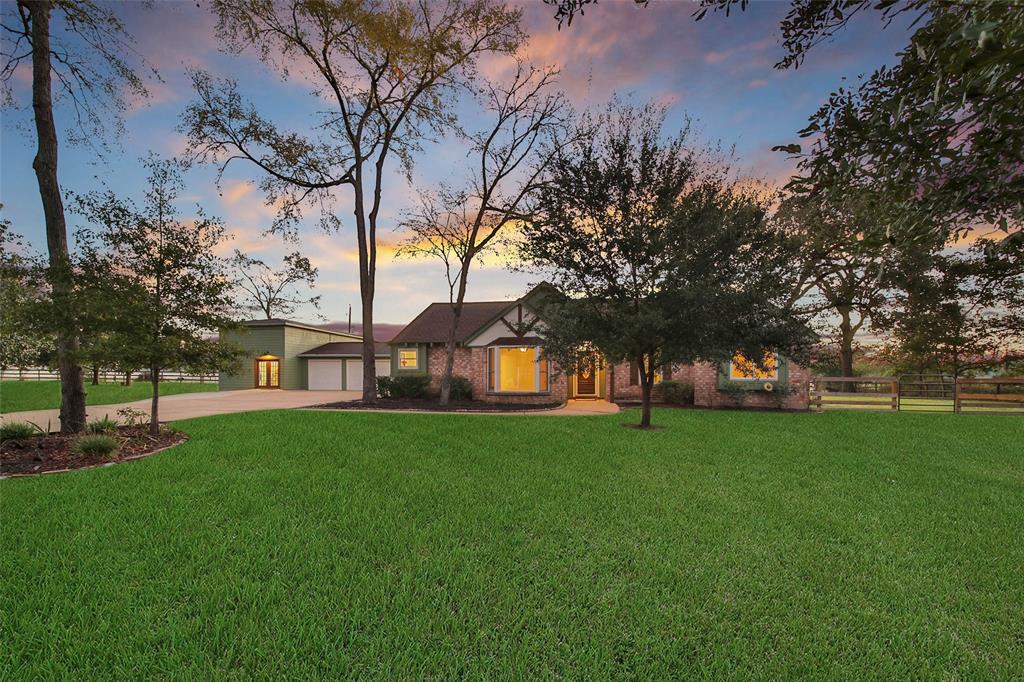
347,304,352,334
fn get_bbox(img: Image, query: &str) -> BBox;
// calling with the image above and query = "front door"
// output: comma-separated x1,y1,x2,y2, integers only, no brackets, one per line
256,357,280,388
575,355,598,397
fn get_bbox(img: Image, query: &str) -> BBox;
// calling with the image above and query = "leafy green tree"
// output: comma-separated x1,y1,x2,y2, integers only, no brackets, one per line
399,61,568,405
232,250,322,320
519,102,813,428
878,238,1024,377
778,193,897,378
0,216,52,372
2,0,156,432
74,157,241,436
182,0,524,402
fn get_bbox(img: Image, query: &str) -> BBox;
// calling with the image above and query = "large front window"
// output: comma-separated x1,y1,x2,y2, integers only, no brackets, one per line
729,352,778,381
488,346,549,393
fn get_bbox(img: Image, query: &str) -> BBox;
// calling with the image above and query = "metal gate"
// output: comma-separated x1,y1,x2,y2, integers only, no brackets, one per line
897,374,955,413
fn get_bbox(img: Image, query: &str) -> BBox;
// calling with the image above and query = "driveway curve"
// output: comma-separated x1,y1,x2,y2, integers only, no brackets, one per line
0,389,360,432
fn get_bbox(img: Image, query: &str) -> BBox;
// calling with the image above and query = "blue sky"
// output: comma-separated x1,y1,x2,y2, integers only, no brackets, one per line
1,0,911,326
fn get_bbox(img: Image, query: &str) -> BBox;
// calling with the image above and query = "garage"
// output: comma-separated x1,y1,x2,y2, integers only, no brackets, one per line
344,358,391,392
307,359,343,390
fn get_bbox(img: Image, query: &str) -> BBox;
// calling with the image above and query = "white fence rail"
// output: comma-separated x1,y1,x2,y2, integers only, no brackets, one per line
0,367,218,384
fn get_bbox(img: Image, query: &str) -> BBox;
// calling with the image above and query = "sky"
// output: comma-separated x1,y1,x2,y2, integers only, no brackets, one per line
0,0,913,328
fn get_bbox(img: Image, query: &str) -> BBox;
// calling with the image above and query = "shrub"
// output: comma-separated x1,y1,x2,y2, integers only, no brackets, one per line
377,374,431,400
87,416,118,434
448,376,473,401
719,381,749,407
73,434,120,458
0,421,43,442
654,380,693,405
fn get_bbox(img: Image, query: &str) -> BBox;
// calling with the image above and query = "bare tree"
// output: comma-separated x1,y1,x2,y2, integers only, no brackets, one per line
2,1,155,432
399,61,568,404
182,0,524,402
232,250,322,320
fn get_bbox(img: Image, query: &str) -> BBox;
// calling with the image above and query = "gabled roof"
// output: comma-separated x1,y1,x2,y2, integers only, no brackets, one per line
390,301,510,344
297,341,390,358
390,283,558,345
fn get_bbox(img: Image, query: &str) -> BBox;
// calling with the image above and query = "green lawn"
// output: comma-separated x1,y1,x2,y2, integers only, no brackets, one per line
2,409,1022,677
0,380,218,413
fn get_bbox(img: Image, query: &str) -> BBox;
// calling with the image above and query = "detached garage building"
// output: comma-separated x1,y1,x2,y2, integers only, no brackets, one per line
218,319,390,391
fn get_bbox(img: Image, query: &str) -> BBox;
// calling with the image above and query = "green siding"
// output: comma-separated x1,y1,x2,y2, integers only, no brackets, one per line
219,327,285,390
219,324,358,390
391,344,427,374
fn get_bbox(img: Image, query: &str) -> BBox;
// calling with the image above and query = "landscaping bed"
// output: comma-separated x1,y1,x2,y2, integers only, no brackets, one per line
313,398,563,412
0,425,187,476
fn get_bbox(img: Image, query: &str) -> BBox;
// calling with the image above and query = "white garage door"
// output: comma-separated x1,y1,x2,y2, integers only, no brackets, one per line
345,359,362,392
344,358,391,392
307,359,343,390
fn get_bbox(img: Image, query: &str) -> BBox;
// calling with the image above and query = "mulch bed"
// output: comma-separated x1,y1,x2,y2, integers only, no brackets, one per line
1,426,188,477
312,398,563,413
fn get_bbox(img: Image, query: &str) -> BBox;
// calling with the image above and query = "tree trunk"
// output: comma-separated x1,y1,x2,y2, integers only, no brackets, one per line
360,275,376,403
25,1,86,433
124,370,132,386
638,356,653,428
92,365,100,385
439,270,471,406
149,367,160,437
838,307,855,391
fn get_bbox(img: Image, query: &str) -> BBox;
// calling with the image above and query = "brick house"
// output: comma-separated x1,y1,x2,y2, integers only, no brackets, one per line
389,284,810,410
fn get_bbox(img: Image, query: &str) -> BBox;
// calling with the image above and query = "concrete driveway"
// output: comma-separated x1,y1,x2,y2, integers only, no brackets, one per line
0,389,359,432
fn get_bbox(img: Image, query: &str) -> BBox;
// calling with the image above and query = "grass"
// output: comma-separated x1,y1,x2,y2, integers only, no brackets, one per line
0,380,218,414
2,408,1022,678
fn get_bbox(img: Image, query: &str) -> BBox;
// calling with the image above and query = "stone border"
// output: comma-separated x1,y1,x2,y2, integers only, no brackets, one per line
0,434,188,480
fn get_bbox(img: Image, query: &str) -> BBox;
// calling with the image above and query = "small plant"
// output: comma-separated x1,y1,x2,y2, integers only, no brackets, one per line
448,376,473,401
87,416,119,434
654,380,693,405
73,434,120,458
116,406,147,428
0,421,44,442
719,381,749,408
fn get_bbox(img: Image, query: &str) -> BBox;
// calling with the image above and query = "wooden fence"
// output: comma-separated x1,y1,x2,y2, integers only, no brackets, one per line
0,367,218,384
955,378,1024,416
811,375,1024,415
810,376,900,412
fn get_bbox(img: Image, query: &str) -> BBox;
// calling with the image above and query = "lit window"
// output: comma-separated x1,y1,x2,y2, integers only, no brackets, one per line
488,346,549,393
729,353,778,381
398,349,419,369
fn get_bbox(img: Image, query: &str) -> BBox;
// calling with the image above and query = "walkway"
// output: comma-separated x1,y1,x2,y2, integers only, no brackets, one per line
303,399,620,417
0,389,359,432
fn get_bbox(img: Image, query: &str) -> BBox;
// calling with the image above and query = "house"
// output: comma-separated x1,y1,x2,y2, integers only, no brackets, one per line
220,287,810,410
218,319,390,391
389,284,811,410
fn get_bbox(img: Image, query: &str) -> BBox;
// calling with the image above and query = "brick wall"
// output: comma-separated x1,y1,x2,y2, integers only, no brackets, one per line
611,359,810,410
425,344,568,404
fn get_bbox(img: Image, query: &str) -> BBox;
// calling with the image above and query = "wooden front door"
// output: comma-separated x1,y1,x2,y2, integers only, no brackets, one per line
576,355,598,396
256,357,280,388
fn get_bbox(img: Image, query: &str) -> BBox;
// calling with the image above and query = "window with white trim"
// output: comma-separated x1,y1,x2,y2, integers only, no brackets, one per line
487,346,549,393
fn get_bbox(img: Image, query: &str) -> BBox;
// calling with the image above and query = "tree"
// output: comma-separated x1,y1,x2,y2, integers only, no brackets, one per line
696,1,1023,249
545,0,647,28
232,250,322,320
2,0,155,432
518,102,813,428
399,61,567,405
778,193,895,378
877,238,1024,377
182,0,524,402
0,215,52,372
74,157,241,436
